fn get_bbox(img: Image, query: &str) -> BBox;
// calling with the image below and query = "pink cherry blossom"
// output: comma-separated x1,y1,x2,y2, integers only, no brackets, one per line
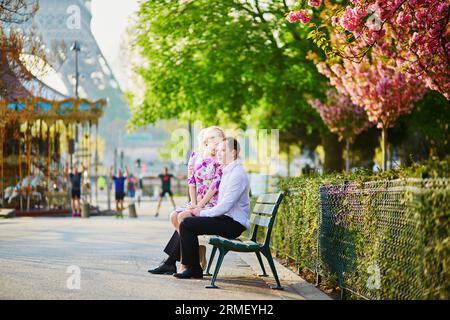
309,89,371,143
331,15,340,27
286,10,311,24
308,0,322,8
340,6,362,32
288,0,450,99
396,11,411,26
316,46,428,130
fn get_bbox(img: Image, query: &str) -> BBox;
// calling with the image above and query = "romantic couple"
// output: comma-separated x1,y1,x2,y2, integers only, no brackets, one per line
148,126,250,279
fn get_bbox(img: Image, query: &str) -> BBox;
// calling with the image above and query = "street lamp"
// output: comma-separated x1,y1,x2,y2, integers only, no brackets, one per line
70,41,81,99
68,42,81,171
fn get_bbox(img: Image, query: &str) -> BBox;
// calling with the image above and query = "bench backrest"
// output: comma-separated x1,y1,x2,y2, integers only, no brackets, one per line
248,192,283,249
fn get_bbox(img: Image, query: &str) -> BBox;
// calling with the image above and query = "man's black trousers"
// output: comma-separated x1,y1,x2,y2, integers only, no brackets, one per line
179,215,246,267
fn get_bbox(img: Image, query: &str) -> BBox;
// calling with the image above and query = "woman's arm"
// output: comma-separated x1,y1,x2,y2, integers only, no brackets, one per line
197,187,217,208
188,168,197,206
197,162,222,208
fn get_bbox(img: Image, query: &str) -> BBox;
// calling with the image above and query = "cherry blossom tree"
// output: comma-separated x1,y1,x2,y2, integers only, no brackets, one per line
309,88,371,170
316,48,428,170
288,0,450,99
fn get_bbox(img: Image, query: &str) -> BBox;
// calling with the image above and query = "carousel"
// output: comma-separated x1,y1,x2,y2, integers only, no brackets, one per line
0,51,106,216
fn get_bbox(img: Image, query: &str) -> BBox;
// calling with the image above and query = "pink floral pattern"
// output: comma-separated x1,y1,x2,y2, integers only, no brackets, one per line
175,151,222,212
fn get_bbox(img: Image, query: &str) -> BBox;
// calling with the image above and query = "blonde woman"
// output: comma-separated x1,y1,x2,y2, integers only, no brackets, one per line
148,126,225,275
171,126,225,232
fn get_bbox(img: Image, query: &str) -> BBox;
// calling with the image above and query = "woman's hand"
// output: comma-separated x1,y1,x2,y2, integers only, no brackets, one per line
194,203,204,209
188,203,198,210
196,199,206,208
177,210,193,223
191,207,203,217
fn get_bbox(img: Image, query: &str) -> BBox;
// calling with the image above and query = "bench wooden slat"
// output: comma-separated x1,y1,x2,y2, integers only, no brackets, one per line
252,203,277,215
256,193,281,204
249,213,271,227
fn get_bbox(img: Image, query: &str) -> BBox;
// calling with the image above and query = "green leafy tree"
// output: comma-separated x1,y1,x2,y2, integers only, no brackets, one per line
130,0,334,169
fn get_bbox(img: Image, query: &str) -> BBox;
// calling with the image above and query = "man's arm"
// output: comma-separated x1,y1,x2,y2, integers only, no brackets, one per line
199,171,246,218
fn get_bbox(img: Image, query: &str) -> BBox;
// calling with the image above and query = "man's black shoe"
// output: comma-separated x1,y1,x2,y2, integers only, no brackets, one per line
173,266,203,279
148,263,176,275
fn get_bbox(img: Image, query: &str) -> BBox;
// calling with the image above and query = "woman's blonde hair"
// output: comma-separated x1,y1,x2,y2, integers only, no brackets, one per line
197,126,225,152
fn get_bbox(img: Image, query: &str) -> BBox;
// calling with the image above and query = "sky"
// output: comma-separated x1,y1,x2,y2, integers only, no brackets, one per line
90,0,140,89
34,0,140,93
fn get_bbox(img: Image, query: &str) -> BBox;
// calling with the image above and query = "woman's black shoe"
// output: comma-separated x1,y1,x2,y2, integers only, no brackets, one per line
173,266,203,279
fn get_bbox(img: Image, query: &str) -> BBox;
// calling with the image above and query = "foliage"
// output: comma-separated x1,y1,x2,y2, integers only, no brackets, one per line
273,157,450,299
131,0,328,149
0,0,38,24
389,91,450,164
315,39,428,130
289,0,450,99
0,24,48,100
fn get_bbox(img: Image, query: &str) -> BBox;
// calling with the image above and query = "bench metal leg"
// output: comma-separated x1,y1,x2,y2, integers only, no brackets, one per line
205,248,227,289
262,248,283,290
255,251,268,277
204,246,217,276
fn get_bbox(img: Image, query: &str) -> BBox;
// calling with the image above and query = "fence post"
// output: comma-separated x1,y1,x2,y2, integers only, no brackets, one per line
128,202,137,218
316,184,323,287
81,201,89,218
340,287,347,300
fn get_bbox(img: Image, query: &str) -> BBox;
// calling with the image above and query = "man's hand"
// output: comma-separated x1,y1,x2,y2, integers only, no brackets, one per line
177,210,193,223
191,207,203,217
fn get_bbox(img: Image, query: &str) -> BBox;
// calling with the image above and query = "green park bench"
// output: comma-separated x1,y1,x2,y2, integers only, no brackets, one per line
204,192,284,290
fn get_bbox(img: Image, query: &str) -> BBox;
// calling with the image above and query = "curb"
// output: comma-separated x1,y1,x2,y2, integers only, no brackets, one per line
237,252,332,300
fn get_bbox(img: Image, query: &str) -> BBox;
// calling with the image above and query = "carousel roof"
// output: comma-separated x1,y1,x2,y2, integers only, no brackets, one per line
0,53,106,124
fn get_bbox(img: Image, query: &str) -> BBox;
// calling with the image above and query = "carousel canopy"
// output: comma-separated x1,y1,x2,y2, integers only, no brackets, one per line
0,53,106,125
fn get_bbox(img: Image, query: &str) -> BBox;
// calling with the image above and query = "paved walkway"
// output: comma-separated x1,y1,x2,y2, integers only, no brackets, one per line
0,198,330,300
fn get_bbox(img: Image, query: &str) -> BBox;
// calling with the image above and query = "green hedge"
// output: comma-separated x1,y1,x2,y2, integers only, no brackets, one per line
272,158,450,299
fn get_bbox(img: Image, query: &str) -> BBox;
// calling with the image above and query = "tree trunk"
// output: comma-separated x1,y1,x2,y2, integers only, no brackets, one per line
286,146,291,177
345,139,350,172
382,126,387,171
321,131,344,173
0,125,4,208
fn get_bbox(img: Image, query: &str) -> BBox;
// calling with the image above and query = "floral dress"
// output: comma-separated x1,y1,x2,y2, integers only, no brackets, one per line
175,151,222,213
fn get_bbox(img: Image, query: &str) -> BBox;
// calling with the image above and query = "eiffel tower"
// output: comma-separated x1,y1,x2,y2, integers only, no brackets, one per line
24,0,166,170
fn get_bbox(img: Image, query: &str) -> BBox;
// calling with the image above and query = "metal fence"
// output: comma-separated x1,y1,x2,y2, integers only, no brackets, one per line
274,178,449,300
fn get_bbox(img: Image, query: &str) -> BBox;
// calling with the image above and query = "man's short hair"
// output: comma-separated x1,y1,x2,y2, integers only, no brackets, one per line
224,137,240,158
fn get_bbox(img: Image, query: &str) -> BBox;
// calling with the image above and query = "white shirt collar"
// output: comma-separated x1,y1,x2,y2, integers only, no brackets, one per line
223,159,240,174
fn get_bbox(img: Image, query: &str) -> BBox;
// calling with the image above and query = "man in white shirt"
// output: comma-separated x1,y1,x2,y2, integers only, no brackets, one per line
173,137,250,279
